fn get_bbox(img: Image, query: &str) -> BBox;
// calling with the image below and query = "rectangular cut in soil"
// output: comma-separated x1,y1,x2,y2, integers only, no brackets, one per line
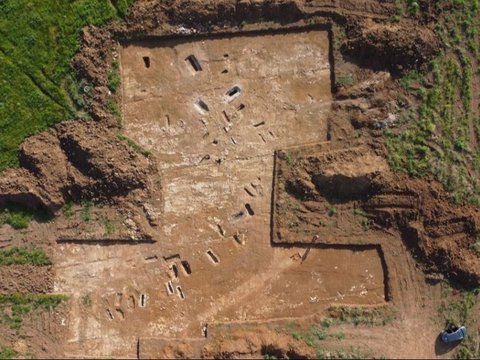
55,30,339,355
271,142,389,244
233,246,388,320
120,29,332,169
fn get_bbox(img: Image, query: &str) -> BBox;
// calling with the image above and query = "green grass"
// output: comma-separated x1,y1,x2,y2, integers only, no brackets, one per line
285,312,381,359
108,60,121,93
81,201,92,222
2,212,30,229
392,0,405,21
0,293,67,331
117,134,151,157
284,151,303,168
360,217,370,231
0,203,52,229
0,247,50,266
438,288,479,359
387,0,480,205
290,325,347,357
81,293,92,307
328,306,395,327
335,74,354,88
292,326,328,344
102,217,114,235
0,0,135,171
0,346,18,360
406,0,420,15
0,293,67,310
470,236,480,256
62,201,75,218
316,346,369,359
106,97,121,118
327,207,337,217
353,208,369,217
288,321,369,359
353,208,371,230
263,355,278,360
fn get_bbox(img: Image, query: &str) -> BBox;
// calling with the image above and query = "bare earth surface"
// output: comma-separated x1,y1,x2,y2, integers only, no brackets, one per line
0,0,478,358
54,27,440,359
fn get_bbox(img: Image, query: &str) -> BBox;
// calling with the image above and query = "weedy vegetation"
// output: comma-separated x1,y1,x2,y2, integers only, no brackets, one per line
0,203,52,229
438,287,479,359
286,314,377,359
0,0,134,170
387,0,480,205
0,293,67,332
0,247,50,266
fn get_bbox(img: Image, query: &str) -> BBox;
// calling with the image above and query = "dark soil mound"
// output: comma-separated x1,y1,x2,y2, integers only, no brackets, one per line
0,120,150,214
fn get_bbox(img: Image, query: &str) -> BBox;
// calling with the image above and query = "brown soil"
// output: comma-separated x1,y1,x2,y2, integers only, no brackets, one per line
341,18,441,74
367,172,480,286
0,119,151,215
201,327,316,359
0,0,476,359
0,265,53,294
273,142,480,287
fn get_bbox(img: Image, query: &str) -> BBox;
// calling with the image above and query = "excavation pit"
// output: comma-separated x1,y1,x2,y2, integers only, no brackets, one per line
142,56,150,68
120,28,332,168
185,54,202,72
140,294,147,307
166,281,174,295
170,264,179,278
53,28,393,350
177,286,185,300
7,0,452,354
181,260,192,275
224,85,241,102
206,249,220,264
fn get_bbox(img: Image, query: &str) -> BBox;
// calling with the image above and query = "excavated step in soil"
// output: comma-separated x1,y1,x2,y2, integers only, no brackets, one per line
51,28,390,356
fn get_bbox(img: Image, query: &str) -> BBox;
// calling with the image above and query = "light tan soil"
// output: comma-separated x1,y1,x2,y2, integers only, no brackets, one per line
0,0,476,359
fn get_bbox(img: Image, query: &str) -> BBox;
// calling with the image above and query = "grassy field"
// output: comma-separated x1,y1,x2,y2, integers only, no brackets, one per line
0,347,17,360
285,316,371,359
439,287,479,359
0,293,67,331
387,0,480,205
0,0,133,171
0,247,50,266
